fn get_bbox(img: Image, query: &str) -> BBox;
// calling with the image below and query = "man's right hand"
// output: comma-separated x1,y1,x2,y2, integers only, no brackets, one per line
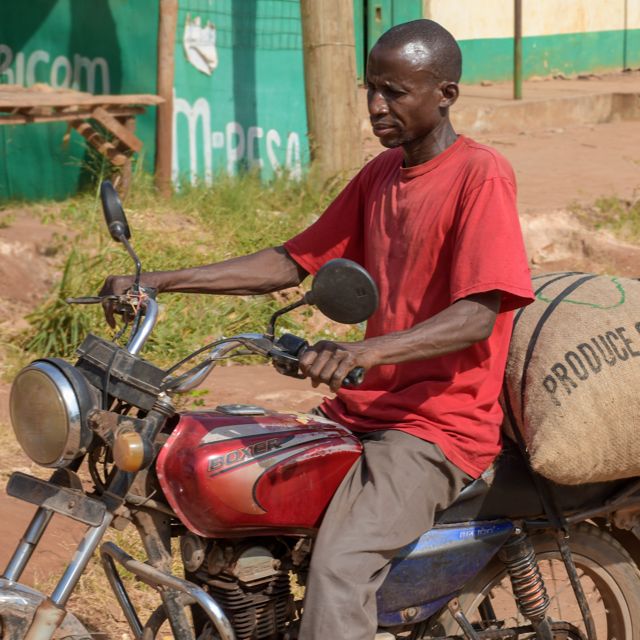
99,274,137,328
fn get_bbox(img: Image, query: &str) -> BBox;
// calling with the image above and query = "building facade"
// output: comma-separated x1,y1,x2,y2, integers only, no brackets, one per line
1,0,638,200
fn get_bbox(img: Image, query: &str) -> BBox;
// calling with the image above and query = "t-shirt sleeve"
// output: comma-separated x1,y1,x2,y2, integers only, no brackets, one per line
450,176,534,313
283,168,367,276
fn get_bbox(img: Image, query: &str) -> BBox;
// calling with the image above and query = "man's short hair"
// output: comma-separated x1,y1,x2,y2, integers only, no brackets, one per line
377,19,462,84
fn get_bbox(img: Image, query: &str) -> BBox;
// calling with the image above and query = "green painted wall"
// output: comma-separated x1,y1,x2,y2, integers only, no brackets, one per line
0,1,158,201
354,0,423,82
2,2,637,200
172,1,309,184
459,29,640,84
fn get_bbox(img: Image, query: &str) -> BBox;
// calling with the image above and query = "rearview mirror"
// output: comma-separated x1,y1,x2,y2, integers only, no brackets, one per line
306,259,378,324
100,181,131,242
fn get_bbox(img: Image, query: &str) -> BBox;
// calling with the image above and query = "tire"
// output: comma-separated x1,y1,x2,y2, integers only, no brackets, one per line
438,523,640,640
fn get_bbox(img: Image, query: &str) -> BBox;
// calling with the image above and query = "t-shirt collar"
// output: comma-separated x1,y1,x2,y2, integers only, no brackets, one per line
399,135,465,180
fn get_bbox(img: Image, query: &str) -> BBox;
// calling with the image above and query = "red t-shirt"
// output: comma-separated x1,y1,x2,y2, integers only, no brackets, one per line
284,135,534,478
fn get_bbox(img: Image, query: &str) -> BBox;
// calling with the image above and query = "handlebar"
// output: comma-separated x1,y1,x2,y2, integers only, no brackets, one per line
67,288,159,357
168,333,268,393
69,293,363,390
126,298,158,356
343,367,365,386
163,332,365,394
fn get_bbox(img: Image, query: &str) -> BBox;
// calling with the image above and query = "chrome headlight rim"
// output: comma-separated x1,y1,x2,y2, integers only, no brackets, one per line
10,358,96,468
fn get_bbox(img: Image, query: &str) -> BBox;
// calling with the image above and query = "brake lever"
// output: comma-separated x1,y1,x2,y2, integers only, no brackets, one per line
66,295,117,305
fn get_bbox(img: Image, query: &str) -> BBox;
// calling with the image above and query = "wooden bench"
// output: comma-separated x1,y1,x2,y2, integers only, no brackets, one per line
0,85,163,196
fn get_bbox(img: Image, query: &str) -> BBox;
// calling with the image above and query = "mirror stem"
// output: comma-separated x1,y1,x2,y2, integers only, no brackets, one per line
119,234,142,292
266,298,306,339
118,233,145,349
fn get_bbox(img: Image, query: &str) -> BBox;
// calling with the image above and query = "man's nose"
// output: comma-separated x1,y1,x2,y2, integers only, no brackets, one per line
368,90,388,116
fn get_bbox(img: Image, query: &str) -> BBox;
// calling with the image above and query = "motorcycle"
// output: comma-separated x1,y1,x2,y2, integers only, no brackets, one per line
2,181,640,640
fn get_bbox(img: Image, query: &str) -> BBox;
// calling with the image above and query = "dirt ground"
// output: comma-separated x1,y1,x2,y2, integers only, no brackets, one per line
0,72,639,633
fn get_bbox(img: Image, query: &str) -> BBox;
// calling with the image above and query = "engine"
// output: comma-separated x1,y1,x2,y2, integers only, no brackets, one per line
181,534,305,640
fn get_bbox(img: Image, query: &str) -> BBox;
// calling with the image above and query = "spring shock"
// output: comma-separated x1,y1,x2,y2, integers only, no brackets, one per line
498,531,550,622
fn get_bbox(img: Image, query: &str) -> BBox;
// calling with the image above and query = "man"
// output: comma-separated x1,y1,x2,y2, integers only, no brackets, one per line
102,19,533,640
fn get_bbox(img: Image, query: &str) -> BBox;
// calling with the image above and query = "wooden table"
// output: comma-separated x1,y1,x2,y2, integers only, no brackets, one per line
0,85,163,196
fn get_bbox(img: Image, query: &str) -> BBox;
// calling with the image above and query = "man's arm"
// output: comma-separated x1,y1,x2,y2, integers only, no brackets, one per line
299,290,501,392
99,246,307,326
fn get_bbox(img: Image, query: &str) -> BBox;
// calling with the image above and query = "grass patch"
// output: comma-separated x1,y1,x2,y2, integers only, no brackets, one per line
574,194,640,243
13,171,359,369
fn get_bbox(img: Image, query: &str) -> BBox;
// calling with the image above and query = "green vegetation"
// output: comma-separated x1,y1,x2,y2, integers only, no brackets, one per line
16,170,362,370
575,194,640,243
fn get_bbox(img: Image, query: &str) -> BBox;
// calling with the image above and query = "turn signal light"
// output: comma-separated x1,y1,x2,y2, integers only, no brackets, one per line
113,431,149,472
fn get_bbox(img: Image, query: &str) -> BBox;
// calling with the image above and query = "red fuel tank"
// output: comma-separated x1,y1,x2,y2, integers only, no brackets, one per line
156,409,362,537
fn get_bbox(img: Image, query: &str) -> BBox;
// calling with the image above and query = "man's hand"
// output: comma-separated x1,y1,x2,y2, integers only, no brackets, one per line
99,274,136,328
299,341,373,393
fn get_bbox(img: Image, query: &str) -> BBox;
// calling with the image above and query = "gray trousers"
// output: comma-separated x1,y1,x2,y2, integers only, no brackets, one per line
299,429,471,640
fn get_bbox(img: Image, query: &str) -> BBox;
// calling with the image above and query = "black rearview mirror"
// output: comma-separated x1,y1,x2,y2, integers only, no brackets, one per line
306,258,379,324
100,180,131,242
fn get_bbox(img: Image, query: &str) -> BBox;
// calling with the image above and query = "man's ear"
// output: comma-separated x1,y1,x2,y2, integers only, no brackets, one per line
439,81,459,108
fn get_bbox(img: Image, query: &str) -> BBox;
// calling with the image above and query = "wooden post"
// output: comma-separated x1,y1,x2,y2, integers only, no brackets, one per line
155,0,178,196
513,0,523,100
300,0,362,185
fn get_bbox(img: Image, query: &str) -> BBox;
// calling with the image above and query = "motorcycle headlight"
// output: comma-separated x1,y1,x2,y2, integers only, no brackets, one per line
9,359,97,468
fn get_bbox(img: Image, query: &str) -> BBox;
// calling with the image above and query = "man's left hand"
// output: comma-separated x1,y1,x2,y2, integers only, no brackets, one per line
299,341,372,392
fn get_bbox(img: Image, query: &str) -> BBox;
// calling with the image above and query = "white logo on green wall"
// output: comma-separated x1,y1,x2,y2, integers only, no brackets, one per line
172,93,302,184
0,44,109,93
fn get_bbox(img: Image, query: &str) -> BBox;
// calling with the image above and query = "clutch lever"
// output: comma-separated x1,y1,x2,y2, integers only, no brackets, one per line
66,295,114,305
66,294,135,322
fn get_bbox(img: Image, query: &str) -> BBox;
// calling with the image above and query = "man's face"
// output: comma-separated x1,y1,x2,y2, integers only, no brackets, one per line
366,43,452,150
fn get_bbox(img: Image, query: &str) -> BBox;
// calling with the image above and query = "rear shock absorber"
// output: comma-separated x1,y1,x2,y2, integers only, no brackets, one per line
498,530,550,623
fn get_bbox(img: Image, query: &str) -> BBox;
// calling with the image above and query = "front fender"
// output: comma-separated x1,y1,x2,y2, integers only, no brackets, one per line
0,578,91,640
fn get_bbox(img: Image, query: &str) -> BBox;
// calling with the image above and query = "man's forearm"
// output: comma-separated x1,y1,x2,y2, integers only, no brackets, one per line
362,292,501,367
117,246,308,295
299,291,502,391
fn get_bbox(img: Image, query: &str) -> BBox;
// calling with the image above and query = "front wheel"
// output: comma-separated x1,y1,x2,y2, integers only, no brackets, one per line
438,523,640,639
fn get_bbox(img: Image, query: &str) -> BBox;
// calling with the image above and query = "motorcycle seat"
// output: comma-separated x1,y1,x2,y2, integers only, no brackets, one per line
434,438,630,525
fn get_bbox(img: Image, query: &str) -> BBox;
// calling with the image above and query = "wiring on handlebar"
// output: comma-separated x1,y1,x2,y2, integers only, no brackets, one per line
125,288,146,344
161,337,271,392
113,320,130,342
163,338,238,377
164,337,268,376
102,347,119,410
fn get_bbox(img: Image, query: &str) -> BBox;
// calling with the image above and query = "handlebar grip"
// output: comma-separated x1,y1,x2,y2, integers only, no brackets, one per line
343,367,365,387
273,334,365,387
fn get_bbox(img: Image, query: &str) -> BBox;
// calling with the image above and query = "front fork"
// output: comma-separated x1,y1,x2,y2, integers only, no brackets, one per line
3,508,53,584
2,401,171,640
2,493,114,640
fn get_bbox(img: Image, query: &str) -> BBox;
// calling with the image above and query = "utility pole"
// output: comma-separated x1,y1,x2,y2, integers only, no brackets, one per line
300,0,362,185
155,0,178,196
513,0,522,100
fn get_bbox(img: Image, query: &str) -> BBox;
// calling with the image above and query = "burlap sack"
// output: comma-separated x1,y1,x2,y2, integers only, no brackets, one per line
502,272,640,485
